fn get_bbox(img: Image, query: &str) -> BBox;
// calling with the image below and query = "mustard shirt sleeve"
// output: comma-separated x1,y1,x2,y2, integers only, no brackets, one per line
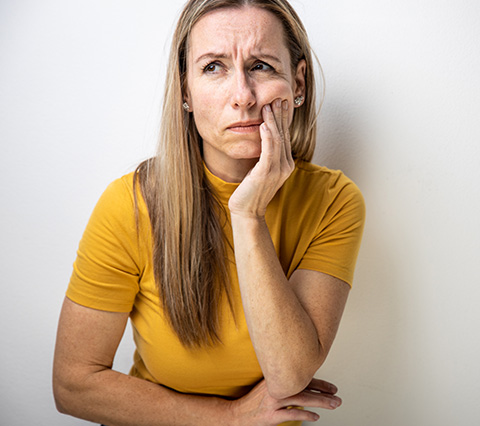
297,178,366,287
66,175,141,312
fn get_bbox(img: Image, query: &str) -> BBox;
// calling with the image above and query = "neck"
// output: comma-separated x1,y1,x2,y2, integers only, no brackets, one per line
204,156,259,183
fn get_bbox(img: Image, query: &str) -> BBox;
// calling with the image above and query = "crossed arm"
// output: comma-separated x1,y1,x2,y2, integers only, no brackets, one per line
54,283,344,426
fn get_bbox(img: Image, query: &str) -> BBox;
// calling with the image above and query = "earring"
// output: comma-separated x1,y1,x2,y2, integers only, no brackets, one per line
294,96,304,106
183,102,190,111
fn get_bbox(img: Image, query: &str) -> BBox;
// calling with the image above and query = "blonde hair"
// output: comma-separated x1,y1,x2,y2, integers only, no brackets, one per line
136,0,321,347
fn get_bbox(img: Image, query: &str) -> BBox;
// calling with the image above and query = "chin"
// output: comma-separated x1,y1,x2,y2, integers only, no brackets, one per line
228,142,262,160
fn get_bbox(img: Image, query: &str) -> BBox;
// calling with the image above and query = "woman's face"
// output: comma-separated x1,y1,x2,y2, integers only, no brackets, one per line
185,6,305,179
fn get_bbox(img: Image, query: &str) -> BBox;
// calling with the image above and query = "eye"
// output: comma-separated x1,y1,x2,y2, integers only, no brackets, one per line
203,62,222,74
252,62,274,72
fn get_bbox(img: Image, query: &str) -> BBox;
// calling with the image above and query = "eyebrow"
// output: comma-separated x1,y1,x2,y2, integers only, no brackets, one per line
194,52,282,65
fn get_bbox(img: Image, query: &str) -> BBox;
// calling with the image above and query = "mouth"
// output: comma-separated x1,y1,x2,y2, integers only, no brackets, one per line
227,120,263,134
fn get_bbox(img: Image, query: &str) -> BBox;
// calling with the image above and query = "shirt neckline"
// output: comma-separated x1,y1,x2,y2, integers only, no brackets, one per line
203,163,240,205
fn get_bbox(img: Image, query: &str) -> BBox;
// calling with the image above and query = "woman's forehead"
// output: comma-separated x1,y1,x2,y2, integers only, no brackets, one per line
188,6,288,60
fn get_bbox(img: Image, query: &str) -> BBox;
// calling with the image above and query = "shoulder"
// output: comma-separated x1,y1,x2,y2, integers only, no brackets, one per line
285,160,365,211
68,172,145,311
94,172,147,216
270,161,365,284
84,171,150,244
100,172,136,204
80,171,150,258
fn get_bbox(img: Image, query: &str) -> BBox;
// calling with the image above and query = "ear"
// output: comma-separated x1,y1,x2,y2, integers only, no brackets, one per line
183,87,191,105
293,59,306,100
183,89,192,112
182,72,192,111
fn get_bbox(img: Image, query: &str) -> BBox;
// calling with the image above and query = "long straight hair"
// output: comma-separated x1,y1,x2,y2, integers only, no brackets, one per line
135,0,322,348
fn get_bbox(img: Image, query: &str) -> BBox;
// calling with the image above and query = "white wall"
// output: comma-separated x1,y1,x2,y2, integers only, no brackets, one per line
1,1,479,425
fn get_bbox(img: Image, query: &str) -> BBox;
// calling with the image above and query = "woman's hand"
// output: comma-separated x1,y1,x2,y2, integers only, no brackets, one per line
229,378,342,425
228,98,295,218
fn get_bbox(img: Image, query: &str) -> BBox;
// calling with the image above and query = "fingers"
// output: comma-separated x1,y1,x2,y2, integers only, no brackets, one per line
281,99,294,168
261,98,294,170
272,391,341,424
259,115,274,166
282,389,342,412
281,99,289,135
273,407,320,423
234,378,338,425
306,378,338,395
278,379,342,412
259,102,280,173
273,98,285,139
262,98,285,144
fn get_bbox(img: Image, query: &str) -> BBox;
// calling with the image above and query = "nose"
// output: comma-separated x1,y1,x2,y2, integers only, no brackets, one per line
230,70,256,109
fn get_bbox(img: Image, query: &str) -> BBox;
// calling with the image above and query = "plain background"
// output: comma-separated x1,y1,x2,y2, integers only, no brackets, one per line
1,0,479,424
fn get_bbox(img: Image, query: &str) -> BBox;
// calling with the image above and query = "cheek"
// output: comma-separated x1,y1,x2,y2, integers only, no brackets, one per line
187,77,224,138
191,100,221,140
260,80,293,98
258,81,296,118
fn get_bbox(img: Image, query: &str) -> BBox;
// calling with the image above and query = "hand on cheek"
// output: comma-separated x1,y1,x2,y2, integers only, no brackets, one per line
228,98,295,218
260,98,295,172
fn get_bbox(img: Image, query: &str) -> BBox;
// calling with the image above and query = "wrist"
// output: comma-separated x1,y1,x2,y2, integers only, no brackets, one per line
193,396,238,426
229,214,269,241
229,207,267,220
230,211,266,225
223,398,239,426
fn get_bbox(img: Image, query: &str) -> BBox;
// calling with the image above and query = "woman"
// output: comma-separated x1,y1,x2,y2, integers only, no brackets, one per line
53,0,365,425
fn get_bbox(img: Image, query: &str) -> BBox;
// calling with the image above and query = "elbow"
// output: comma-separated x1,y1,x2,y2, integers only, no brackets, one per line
53,363,110,416
52,378,72,415
54,397,69,415
52,368,92,415
53,357,77,415
265,368,317,399
266,374,311,399
265,348,328,399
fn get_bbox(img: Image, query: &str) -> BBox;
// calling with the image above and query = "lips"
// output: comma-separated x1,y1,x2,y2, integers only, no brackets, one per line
227,120,263,133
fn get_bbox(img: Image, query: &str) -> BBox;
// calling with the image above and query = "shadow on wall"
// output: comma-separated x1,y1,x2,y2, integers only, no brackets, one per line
312,99,411,422
313,98,366,179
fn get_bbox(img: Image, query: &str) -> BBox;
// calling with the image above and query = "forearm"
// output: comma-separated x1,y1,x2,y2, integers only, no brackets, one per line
230,214,324,398
54,367,231,426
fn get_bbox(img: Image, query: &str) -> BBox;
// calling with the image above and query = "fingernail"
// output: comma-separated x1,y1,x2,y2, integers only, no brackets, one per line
283,100,288,110
264,104,272,112
330,397,342,408
275,99,282,108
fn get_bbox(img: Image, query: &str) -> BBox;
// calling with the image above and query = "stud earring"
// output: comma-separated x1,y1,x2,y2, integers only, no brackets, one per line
183,102,190,111
294,96,304,106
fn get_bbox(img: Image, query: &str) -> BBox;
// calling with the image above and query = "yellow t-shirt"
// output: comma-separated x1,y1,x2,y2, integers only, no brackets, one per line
67,160,365,424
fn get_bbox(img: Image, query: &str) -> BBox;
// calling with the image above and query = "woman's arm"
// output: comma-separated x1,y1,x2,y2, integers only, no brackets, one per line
229,99,350,399
53,297,230,426
53,297,340,425
231,216,349,399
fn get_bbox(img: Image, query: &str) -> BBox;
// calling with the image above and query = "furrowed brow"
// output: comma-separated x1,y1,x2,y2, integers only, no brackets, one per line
195,53,228,64
256,53,282,65
194,52,283,65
